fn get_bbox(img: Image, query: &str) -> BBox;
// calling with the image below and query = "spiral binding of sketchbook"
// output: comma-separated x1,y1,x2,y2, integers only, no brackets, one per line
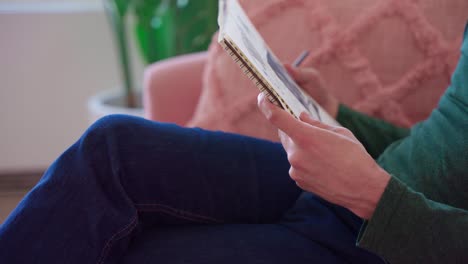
218,36,291,113
217,0,339,125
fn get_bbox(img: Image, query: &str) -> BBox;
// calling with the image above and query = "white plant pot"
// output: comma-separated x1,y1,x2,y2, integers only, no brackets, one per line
87,90,144,124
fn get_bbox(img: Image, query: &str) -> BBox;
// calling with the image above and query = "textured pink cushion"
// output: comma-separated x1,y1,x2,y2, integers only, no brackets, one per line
188,0,468,141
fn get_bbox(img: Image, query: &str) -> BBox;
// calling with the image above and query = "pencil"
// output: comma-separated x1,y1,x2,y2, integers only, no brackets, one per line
292,50,310,67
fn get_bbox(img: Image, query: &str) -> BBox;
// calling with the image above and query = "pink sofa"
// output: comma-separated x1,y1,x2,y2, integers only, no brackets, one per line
143,0,467,138
143,52,208,126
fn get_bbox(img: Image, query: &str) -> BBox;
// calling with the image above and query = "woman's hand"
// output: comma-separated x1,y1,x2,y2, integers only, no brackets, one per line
258,93,390,220
285,65,339,118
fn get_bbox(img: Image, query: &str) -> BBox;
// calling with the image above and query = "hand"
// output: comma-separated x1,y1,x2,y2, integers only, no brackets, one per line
257,93,390,219
285,65,339,118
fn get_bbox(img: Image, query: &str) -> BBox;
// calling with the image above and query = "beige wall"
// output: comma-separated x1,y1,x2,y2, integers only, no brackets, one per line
0,3,144,173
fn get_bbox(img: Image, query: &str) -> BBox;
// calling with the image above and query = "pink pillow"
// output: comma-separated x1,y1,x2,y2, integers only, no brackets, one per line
188,0,468,141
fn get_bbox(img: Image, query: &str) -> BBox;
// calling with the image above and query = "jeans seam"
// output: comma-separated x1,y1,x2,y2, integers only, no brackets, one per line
136,203,224,224
96,213,138,264
96,205,223,264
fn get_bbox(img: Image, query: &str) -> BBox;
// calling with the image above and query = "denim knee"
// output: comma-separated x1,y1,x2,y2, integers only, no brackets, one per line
65,115,146,183
25,115,147,208
80,115,144,151
86,114,143,139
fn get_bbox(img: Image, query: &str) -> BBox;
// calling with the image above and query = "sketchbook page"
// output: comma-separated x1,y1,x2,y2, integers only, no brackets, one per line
218,0,339,125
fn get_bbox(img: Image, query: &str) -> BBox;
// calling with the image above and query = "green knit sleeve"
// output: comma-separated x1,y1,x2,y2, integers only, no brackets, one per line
336,104,410,159
357,24,468,263
357,176,468,263
373,30,468,203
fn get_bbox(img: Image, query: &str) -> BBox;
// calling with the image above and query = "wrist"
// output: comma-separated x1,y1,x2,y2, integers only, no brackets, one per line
351,167,391,220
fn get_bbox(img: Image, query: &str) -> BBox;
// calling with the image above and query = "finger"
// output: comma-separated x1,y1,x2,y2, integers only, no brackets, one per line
288,167,303,182
279,131,300,156
288,167,314,192
258,93,311,142
299,112,356,141
284,65,320,84
299,112,337,130
278,130,293,149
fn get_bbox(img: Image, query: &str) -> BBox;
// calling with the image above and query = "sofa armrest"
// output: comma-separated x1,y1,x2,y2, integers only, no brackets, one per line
143,52,207,125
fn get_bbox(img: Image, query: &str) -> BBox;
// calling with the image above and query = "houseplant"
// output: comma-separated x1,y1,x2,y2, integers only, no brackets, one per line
88,0,218,121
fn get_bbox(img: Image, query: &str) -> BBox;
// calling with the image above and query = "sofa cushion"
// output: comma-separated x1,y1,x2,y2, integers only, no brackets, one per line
188,0,468,141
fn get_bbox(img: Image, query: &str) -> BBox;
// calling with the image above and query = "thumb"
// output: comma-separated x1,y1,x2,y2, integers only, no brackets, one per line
299,112,337,131
300,112,354,139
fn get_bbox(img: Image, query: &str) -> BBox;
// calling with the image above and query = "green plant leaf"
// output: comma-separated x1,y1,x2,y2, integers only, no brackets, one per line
133,0,218,64
114,0,130,18
133,0,166,63
103,0,135,107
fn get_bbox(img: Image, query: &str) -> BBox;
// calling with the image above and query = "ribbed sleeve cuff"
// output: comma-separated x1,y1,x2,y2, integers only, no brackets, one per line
356,176,407,256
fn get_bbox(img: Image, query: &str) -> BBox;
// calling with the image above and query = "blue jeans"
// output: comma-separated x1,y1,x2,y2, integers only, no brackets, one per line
0,115,384,264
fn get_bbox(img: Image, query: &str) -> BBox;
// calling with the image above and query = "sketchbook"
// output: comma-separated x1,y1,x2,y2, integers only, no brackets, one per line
217,0,339,125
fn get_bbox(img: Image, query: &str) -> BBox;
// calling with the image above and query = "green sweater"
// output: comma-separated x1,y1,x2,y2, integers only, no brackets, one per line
336,25,468,263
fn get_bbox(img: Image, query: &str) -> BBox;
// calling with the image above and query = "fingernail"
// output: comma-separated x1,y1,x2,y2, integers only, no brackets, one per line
299,112,309,121
257,92,265,104
258,94,272,118
299,112,317,123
